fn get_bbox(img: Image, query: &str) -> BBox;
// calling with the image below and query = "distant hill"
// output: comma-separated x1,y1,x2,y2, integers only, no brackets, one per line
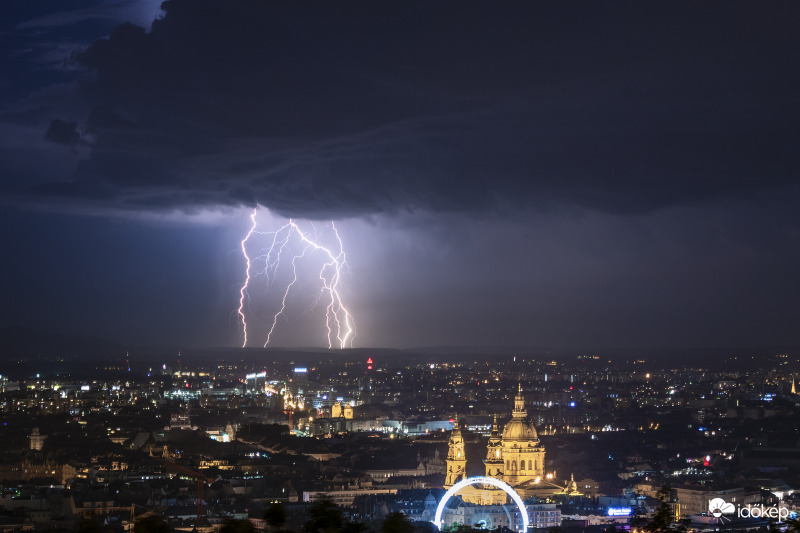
0,325,796,373
0,326,124,360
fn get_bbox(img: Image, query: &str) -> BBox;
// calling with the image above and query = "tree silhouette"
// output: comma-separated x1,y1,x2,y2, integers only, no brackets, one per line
265,502,288,530
303,499,344,533
382,512,413,533
342,522,369,533
636,487,690,533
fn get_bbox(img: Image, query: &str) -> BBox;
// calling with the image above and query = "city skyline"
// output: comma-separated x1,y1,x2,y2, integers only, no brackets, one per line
1,2,799,351
1,332,800,530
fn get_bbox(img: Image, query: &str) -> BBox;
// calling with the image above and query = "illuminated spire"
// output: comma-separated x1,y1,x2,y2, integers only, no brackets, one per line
514,384,526,417
792,376,796,395
566,473,578,493
445,412,466,488
484,414,503,478
452,412,461,434
487,414,501,445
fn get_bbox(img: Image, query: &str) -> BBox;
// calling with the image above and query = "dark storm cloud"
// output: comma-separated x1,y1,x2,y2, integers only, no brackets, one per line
44,119,81,145
17,1,800,217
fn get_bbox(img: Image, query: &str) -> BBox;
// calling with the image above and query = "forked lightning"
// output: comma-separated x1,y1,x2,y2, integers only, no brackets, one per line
237,206,354,349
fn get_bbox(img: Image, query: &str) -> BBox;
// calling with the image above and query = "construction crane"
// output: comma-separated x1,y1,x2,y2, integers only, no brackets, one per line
165,462,214,529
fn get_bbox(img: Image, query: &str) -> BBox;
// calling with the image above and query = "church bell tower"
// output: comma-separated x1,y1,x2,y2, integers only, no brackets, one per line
484,415,503,478
445,414,467,488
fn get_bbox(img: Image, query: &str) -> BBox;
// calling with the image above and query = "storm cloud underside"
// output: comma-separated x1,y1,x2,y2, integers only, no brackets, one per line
11,0,800,218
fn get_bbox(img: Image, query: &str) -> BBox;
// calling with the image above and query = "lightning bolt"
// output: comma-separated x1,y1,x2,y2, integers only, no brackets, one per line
237,207,355,349
237,208,258,348
265,243,311,347
288,220,354,349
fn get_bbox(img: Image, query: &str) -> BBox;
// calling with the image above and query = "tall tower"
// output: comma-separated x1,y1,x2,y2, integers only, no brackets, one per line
444,414,467,488
30,428,46,451
792,376,796,395
500,384,545,485
484,415,504,478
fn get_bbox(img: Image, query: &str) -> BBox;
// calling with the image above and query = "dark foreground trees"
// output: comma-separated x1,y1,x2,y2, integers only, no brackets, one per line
632,487,690,533
303,499,368,533
381,512,413,533
265,502,288,531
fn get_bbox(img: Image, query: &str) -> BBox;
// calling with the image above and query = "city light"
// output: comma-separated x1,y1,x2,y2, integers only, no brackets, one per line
608,508,632,516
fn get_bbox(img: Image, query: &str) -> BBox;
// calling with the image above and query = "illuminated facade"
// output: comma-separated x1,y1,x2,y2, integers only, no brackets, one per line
444,387,546,505
29,427,46,451
331,401,354,419
445,414,467,487
499,385,546,485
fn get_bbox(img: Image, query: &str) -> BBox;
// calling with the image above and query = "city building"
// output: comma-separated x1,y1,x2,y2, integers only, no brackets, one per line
445,386,546,504
29,427,47,451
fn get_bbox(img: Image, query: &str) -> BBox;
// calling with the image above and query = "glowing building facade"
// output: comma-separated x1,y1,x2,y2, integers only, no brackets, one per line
444,387,546,506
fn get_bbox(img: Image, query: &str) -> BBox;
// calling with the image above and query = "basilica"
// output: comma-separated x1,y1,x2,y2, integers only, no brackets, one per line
444,386,549,504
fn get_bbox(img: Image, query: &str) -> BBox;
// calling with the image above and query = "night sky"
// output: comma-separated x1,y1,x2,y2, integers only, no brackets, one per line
1,1,799,351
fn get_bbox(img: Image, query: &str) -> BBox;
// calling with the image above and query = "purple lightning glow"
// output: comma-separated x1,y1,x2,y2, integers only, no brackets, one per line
237,207,355,349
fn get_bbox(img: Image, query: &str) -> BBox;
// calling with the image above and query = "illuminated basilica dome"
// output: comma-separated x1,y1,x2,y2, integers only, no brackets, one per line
497,385,545,486
501,417,538,441
501,384,539,441
446,384,546,498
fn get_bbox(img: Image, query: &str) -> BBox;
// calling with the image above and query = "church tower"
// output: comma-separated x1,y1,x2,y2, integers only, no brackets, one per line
500,385,545,486
484,415,504,478
444,414,467,488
